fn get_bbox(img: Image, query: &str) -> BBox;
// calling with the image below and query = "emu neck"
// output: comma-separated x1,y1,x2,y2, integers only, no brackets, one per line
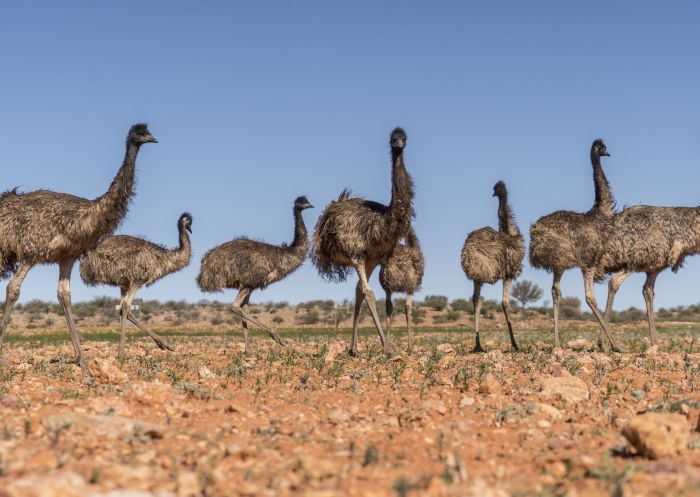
90,140,139,232
178,226,191,254
591,152,614,215
291,208,308,250
497,194,518,236
387,148,415,234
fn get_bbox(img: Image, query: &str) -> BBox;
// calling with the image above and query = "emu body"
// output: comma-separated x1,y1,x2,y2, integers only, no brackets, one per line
528,140,621,351
461,181,524,352
80,213,193,357
0,124,157,365
197,196,313,354
312,128,414,356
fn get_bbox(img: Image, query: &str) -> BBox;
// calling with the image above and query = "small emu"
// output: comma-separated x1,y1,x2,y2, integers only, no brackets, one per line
0,124,157,366
312,127,414,356
197,196,313,354
529,139,621,351
79,213,193,358
379,227,424,352
461,181,524,352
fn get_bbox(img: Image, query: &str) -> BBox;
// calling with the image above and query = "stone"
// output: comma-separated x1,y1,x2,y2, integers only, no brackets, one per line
88,357,128,385
324,341,345,364
531,403,564,421
540,376,589,403
125,381,175,406
87,492,175,497
198,366,216,379
176,472,200,497
44,412,165,440
568,338,592,351
622,412,690,459
479,373,502,395
436,343,455,355
460,397,475,408
5,471,86,497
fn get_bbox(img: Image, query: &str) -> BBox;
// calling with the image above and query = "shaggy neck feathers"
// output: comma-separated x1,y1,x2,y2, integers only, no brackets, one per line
90,139,140,232
387,147,415,237
291,207,308,251
591,148,614,216
497,192,518,236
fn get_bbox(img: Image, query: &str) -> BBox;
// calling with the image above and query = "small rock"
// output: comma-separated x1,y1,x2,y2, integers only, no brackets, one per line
551,363,571,377
198,366,215,379
44,412,165,440
296,455,338,480
324,341,345,364
531,403,564,422
176,472,200,497
436,343,455,355
568,338,592,351
6,471,86,497
537,419,552,429
460,397,475,408
328,408,350,424
540,376,589,403
125,381,175,406
622,412,689,459
644,345,659,356
479,373,502,395
88,357,128,385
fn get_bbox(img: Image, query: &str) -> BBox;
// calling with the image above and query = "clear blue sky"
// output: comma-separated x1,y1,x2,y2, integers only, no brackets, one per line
1,1,699,311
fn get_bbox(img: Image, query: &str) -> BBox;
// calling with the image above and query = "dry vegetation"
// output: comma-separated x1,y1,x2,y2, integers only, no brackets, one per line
1,301,700,496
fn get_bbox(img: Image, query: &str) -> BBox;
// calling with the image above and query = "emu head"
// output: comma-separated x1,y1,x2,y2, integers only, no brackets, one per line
294,196,314,211
390,127,407,151
591,139,610,158
493,180,507,198
178,212,193,233
128,123,158,146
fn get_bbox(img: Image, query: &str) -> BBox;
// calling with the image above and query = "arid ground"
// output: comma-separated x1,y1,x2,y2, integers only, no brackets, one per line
1,319,700,497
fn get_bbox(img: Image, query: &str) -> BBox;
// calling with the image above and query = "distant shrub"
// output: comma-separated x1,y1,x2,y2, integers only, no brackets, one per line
451,299,473,313
423,295,448,311
272,316,284,324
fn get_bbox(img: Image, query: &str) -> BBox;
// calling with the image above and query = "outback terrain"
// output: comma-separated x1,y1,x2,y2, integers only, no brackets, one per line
0,312,700,497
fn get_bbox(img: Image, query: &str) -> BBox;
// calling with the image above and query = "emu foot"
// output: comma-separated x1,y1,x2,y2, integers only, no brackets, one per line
510,342,520,352
73,356,88,371
347,348,359,358
270,333,285,347
154,338,175,352
472,344,485,354
610,343,625,353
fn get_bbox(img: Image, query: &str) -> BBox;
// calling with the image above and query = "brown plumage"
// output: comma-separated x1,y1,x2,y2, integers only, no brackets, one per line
528,139,622,351
599,206,700,346
0,124,157,365
80,213,193,357
461,181,524,352
379,227,424,351
197,196,313,354
312,127,415,356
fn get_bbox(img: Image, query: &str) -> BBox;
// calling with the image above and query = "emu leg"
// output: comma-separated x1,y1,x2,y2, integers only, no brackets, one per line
118,288,128,359
241,293,251,355
57,260,85,368
642,272,660,346
472,281,484,353
385,290,393,347
552,271,562,350
123,288,174,352
231,288,284,347
349,282,363,356
354,260,391,355
405,293,414,353
582,269,623,353
0,263,32,354
600,270,630,351
502,279,518,351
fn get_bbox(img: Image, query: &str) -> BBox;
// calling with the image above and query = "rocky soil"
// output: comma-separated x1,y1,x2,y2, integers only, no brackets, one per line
0,326,699,496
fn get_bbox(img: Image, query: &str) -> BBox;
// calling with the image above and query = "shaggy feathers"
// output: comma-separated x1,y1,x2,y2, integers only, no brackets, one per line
379,227,424,294
80,213,193,289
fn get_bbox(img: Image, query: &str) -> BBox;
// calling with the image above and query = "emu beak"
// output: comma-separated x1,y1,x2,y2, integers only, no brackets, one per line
145,134,158,143
603,151,610,157
186,226,192,234
306,203,314,209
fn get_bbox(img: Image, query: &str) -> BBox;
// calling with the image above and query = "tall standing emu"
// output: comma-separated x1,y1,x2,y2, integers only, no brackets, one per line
597,205,700,347
197,196,313,354
79,212,193,358
461,181,524,352
312,127,414,356
0,124,157,366
529,139,621,351
379,227,424,352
